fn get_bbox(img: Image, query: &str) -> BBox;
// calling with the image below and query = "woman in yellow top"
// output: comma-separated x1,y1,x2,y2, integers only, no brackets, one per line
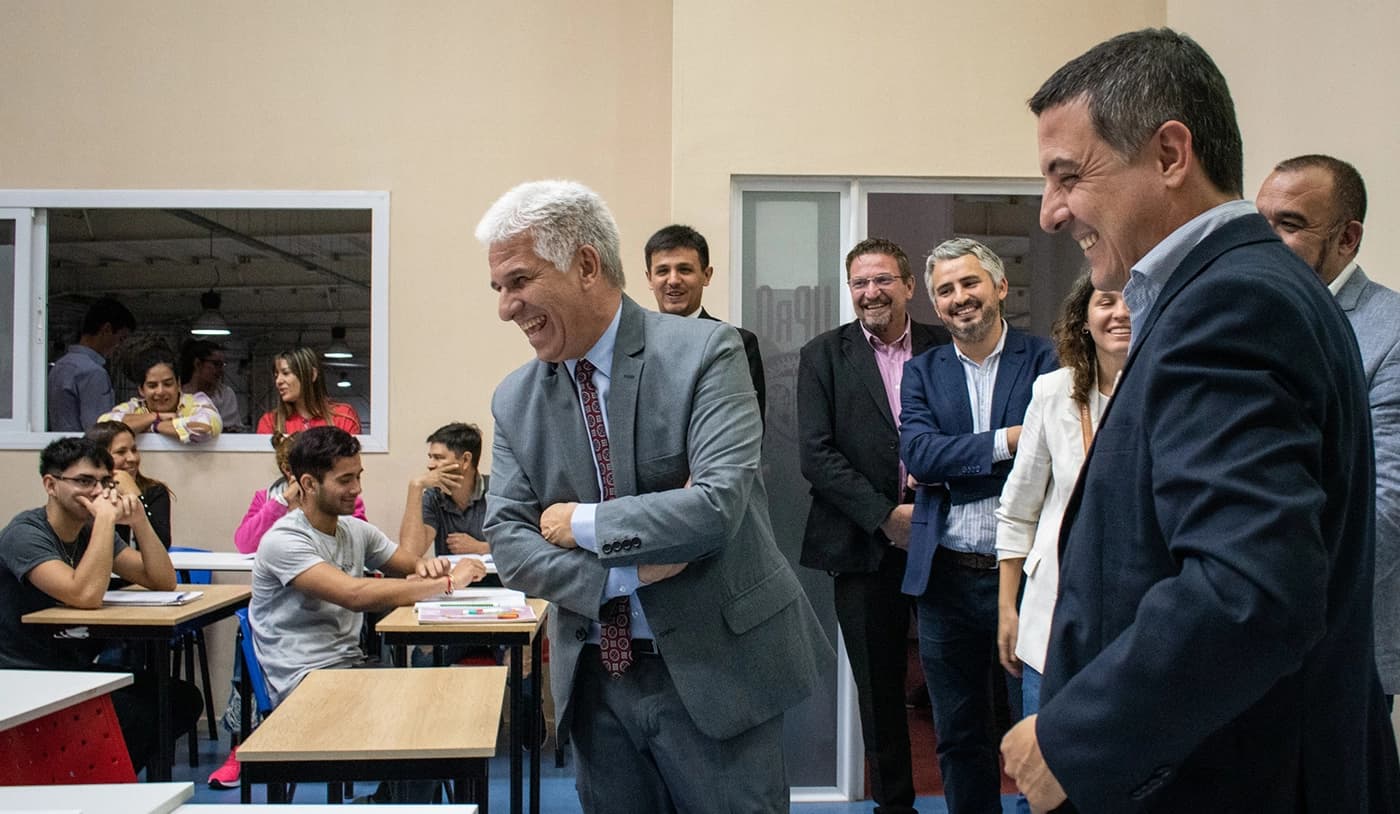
99,349,222,443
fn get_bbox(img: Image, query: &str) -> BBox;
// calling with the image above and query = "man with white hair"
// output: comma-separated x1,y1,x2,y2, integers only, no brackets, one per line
899,237,1057,813
478,180,830,813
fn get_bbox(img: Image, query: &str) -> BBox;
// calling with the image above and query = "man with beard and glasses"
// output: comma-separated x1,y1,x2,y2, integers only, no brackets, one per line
250,426,487,708
797,237,950,814
899,237,1056,813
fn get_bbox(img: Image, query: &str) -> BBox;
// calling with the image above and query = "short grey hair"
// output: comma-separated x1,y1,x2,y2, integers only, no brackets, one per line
924,237,1006,290
474,180,625,287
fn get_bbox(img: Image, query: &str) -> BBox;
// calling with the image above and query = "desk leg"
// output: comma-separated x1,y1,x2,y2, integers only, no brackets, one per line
148,638,173,782
239,643,252,804
530,632,542,814
510,643,523,814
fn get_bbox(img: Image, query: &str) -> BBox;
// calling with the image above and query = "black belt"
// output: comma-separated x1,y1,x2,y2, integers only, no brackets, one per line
935,546,997,571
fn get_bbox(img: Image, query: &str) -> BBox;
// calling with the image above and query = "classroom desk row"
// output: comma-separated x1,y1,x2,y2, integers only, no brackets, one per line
16,581,548,814
0,781,478,813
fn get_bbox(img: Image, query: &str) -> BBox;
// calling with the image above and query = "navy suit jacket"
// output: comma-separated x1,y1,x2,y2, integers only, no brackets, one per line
1040,214,1400,811
898,327,1057,596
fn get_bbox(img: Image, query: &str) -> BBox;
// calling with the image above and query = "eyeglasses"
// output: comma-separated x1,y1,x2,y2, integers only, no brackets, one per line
847,275,903,292
55,475,117,490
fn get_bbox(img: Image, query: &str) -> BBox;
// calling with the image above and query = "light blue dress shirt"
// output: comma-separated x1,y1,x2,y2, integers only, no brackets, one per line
1123,199,1257,351
941,322,1012,556
565,303,653,641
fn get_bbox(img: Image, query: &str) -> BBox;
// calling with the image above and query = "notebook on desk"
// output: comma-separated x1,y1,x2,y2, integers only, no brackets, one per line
101,590,204,606
415,587,533,623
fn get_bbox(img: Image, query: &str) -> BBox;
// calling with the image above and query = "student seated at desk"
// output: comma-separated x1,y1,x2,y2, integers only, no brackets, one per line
234,431,366,554
398,421,490,558
211,429,371,789
250,426,486,707
86,421,173,549
0,437,203,774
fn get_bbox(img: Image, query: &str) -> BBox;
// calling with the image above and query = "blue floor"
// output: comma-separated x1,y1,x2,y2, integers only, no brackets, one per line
171,727,1017,812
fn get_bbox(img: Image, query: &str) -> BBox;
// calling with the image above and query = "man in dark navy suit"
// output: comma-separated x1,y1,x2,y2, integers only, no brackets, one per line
1001,28,1400,812
900,238,1057,813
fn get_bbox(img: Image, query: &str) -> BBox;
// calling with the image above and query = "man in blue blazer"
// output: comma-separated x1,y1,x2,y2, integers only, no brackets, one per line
900,238,1057,813
1003,29,1400,812
1258,154,1400,705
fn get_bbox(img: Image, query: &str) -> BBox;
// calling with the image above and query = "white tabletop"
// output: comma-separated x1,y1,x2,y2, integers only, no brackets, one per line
172,801,478,806
168,551,498,575
169,551,256,571
0,782,192,814
0,669,133,731
445,553,498,575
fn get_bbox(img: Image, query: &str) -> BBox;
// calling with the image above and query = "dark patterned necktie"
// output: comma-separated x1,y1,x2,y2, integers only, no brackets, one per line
576,359,632,677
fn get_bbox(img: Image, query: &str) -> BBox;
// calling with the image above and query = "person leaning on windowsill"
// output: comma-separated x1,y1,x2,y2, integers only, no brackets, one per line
99,348,221,443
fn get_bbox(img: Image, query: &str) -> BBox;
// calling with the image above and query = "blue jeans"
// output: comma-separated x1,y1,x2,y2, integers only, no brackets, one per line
1014,664,1043,814
914,555,1012,814
1021,664,1042,717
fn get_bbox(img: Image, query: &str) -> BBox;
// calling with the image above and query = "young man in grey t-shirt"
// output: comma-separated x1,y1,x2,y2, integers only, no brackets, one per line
250,427,486,707
0,436,199,773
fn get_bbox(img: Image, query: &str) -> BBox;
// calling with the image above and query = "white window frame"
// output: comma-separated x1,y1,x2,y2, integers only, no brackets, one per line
0,189,390,452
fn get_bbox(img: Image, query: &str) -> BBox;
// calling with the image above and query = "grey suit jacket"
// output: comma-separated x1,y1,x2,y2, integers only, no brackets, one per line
486,296,831,740
1338,266,1400,694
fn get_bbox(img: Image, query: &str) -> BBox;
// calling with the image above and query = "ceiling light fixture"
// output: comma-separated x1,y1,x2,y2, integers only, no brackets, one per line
337,372,352,389
324,325,353,360
190,290,231,336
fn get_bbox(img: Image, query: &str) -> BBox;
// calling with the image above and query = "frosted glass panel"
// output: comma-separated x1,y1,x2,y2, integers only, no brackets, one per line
739,189,841,788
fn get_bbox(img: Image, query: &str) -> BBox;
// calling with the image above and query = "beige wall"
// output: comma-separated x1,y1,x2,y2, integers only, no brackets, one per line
670,0,1166,317
1169,0,1400,290
0,0,673,534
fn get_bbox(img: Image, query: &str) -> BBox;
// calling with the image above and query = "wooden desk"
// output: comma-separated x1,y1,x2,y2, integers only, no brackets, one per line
238,667,504,810
376,598,549,814
0,669,132,730
22,584,252,782
0,781,192,814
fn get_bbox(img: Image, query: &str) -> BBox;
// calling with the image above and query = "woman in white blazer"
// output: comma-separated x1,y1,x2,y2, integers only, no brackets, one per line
995,274,1130,716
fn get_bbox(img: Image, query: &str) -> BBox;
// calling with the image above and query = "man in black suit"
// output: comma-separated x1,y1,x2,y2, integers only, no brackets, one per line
1001,28,1400,812
797,237,949,814
644,224,766,422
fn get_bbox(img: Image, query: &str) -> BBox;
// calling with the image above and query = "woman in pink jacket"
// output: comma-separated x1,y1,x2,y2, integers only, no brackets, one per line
232,431,366,553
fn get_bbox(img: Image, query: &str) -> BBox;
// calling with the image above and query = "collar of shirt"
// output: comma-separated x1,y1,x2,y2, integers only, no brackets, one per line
1124,199,1257,342
430,472,485,512
66,344,107,367
681,306,703,318
563,302,623,385
952,320,1008,369
1328,260,1360,296
860,316,912,354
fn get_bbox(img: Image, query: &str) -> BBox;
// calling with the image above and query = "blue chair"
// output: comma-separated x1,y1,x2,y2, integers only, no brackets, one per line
169,546,218,755
234,608,290,803
234,608,274,723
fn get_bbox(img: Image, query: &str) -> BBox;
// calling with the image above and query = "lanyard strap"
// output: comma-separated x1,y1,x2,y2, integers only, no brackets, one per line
1078,400,1094,455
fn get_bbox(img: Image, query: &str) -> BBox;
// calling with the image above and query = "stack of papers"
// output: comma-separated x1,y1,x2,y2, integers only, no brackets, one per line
415,587,534,623
101,590,204,606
